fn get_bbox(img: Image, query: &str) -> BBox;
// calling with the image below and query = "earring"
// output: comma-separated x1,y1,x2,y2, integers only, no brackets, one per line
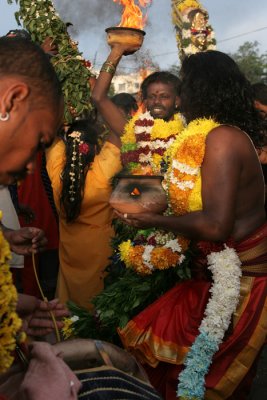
0,112,10,122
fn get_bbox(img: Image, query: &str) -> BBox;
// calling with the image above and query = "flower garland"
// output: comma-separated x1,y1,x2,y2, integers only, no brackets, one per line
164,118,242,399
0,212,25,373
119,230,190,275
172,0,216,61
8,0,93,124
119,118,219,274
118,111,187,274
121,111,185,175
167,118,220,215
177,245,242,399
67,131,83,202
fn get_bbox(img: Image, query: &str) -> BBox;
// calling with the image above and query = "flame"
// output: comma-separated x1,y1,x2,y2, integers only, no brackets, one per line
113,0,152,30
130,187,141,196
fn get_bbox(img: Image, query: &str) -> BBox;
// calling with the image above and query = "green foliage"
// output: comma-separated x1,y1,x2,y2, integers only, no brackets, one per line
230,41,267,84
68,249,192,344
8,0,93,124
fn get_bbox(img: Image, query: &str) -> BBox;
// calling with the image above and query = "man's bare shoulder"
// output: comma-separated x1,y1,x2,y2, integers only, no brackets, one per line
206,125,254,150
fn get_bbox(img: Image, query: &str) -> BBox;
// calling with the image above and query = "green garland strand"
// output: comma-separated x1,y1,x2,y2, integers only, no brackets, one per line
7,0,93,124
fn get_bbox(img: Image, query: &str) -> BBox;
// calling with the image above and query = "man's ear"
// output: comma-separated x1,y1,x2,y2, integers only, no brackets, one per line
254,100,262,109
0,82,30,114
175,96,181,108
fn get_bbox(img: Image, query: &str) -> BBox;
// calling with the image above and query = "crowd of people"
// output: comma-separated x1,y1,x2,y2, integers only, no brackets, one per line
0,13,266,400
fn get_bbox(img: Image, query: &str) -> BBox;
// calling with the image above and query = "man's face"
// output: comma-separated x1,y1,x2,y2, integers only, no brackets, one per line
0,100,63,185
144,82,180,121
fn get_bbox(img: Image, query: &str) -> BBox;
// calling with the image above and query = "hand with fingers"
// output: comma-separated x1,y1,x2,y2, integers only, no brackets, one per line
3,227,48,255
17,294,69,338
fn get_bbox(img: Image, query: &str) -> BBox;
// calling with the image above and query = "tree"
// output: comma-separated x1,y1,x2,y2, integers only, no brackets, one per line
230,41,267,84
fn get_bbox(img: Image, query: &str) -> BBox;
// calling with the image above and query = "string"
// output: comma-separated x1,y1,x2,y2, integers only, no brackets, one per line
31,252,61,343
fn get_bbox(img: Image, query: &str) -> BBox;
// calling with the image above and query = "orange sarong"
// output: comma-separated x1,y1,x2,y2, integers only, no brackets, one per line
119,223,267,400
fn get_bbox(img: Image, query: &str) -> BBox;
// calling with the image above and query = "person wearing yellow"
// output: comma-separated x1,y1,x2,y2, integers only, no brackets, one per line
46,118,122,309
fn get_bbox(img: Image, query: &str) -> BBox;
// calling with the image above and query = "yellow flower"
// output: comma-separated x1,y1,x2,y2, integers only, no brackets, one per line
121,116,137,145
177,0,202,13
119,240,133,267
0,220,25,373
150,113,185,140
62,317,75,340
167,118,219,215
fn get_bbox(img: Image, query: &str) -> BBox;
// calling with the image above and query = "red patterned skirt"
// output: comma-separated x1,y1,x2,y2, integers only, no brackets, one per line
119,223,267,399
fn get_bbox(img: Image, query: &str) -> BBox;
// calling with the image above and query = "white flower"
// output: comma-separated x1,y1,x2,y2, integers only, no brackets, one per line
165,239,182,253
172,160,199,175
135,125,153,135
70,315,79,322
142,245,154,270
200,246,241,341
169,171,195,190
139,153,152,163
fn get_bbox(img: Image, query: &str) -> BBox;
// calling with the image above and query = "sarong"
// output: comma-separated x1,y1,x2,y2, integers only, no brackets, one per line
119,223,267,399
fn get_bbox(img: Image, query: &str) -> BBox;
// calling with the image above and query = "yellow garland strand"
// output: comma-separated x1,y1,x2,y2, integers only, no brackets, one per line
121,112,185,145
0,211,25,373
167,118,220,214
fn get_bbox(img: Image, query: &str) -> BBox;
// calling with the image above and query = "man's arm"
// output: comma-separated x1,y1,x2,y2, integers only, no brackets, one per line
92,43,140,147
116,126,258,241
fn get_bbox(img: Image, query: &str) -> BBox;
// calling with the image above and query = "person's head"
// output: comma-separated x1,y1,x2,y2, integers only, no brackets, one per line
111,93,138,119
141,71,181,121
0,37,63,184
5,29,31,40
252,82,267,119
60,118,99,222
179,50,267,146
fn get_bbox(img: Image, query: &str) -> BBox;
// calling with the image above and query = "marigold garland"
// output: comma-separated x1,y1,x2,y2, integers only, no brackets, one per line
119,118,219,275
119,111,187,274
0,212,24,373
166,118,220,215
121,111,185,175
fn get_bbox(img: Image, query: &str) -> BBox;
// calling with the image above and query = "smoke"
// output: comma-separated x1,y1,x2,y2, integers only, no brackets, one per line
52,0,176,70
54,0,122,35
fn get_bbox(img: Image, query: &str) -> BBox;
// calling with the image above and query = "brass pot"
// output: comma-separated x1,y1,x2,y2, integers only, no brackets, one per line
105,27,145,54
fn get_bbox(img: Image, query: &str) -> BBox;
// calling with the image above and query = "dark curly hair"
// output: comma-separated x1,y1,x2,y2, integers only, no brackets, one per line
179,50,267,147
60,119,99,222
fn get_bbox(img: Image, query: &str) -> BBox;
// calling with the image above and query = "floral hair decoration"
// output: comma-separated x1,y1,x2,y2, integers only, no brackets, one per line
68,131,85,202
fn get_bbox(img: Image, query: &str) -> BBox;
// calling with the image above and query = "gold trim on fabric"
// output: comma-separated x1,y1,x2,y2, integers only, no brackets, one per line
233,277,254,327
205,295,267,399
119,323,189,367
239,238,267,261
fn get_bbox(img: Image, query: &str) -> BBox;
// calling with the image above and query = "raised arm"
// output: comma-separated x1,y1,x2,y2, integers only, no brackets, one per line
92,43,140,147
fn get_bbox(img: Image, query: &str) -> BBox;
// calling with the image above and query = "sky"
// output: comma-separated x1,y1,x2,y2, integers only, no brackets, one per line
1,0,267,71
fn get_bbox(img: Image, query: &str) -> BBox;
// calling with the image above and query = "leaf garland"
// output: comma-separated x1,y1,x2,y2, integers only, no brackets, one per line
7,0,93,124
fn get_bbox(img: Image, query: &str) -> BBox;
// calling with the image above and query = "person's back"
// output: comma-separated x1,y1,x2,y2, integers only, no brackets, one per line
202,125,265,241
